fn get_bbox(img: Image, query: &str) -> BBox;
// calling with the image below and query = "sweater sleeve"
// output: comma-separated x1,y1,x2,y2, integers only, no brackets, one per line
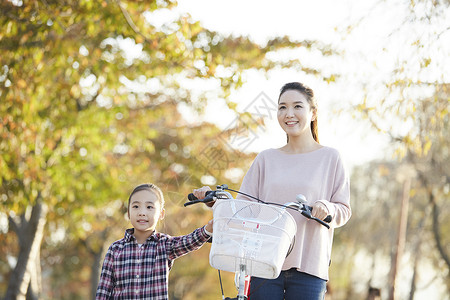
316,153,352,228
236,153,262,201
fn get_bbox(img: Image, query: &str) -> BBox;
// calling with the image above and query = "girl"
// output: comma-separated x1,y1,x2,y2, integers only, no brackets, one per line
97,183,213,299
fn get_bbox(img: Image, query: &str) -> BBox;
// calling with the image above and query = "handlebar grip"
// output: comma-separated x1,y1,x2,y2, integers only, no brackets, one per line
307,205,332,223
187,190,214,201
316,219,331,229
184,199,203,207
187,193,198,201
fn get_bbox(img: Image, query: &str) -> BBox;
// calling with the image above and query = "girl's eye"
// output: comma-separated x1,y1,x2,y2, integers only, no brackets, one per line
295,105,303,109
278,106,286,110
147,206,154,209
132,205,139,209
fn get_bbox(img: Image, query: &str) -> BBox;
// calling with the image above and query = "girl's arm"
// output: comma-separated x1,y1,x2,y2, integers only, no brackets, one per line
167,224,212,260
96,247,115,300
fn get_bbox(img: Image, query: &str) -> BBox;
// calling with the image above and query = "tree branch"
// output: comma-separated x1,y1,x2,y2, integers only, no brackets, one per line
407,151,450,275
8,215,20,235
40,0,67,31
429,189,450,272
114,0,153,44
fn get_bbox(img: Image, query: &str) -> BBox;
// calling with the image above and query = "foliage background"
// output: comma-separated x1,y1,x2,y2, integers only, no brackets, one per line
0,0,448,299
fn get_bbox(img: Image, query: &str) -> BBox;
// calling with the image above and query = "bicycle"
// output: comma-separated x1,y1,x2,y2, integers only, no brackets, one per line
184,184,332,300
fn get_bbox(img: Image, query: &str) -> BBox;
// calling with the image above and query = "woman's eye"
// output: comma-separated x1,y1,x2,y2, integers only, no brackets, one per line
295,105,303,109
132,205,138,208
278,106,286,110
147,206,154,209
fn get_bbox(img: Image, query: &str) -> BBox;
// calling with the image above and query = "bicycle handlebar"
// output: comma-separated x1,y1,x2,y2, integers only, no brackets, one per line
184,184,332,229
184,191,216,207
299,205,332,228
282,202,332,228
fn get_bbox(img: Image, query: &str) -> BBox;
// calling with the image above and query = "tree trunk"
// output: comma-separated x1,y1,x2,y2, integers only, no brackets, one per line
90,248,104,299
85,228,110,300
5,199,47,300
429,190,450,274
25,247,41,300
388,178,410,300
408,253,419,300
408,205,430,300
413,158,450,281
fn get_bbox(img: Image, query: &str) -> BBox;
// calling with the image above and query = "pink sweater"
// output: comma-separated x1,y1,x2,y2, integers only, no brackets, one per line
236,147,351,280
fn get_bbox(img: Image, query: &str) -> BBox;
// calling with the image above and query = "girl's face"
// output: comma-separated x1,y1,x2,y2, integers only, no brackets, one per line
277,90,316,139
128,190,165,235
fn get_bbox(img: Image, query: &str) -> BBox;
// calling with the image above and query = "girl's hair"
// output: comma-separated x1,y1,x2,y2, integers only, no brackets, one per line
127,183,165,210
278,82,319,143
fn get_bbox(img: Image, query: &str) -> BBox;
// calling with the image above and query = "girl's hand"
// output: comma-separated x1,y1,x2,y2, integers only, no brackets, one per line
205,219,213,233
192,186,215,207
311,202,329,221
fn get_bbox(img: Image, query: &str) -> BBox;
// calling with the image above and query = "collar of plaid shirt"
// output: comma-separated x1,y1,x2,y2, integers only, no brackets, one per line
124,228,159,243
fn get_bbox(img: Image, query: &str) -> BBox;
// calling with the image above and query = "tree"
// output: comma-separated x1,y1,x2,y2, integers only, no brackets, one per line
0,1,337,299
343,0,449,297
355,52,449,300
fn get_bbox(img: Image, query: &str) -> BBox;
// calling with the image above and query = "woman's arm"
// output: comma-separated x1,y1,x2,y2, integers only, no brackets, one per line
313,154,351,227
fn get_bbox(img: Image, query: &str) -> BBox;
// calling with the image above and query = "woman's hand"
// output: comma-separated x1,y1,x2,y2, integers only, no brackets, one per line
311,202,330,221
192,186,214,207
192,186,211,199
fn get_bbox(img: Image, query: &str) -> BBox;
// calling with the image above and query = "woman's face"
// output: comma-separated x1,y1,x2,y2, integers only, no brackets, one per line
277,90,316,139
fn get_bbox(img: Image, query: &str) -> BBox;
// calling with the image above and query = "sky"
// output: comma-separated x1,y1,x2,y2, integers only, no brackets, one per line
173,0,395,170
177,0,375,45
140,0,448,171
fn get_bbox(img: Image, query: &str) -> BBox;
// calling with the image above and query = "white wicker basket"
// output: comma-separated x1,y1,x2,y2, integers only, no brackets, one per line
210,199,297,279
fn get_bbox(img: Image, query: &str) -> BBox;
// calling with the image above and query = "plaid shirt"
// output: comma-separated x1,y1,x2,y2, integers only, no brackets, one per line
96,226,211,299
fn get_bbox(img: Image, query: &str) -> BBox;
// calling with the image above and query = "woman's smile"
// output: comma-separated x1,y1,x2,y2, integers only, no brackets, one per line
285,120,299,126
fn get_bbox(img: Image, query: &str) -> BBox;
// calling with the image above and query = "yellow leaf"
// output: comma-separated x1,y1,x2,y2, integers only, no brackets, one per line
17,79,27,89
70,85,81,98
423,140,432,155
136,35,144,44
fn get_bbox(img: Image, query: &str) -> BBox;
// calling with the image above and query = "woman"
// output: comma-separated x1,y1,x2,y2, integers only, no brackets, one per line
193,82,351,300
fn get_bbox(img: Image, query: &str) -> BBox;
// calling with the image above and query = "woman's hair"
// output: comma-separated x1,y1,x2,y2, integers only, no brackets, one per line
278,82,319,143
127,183,165,210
